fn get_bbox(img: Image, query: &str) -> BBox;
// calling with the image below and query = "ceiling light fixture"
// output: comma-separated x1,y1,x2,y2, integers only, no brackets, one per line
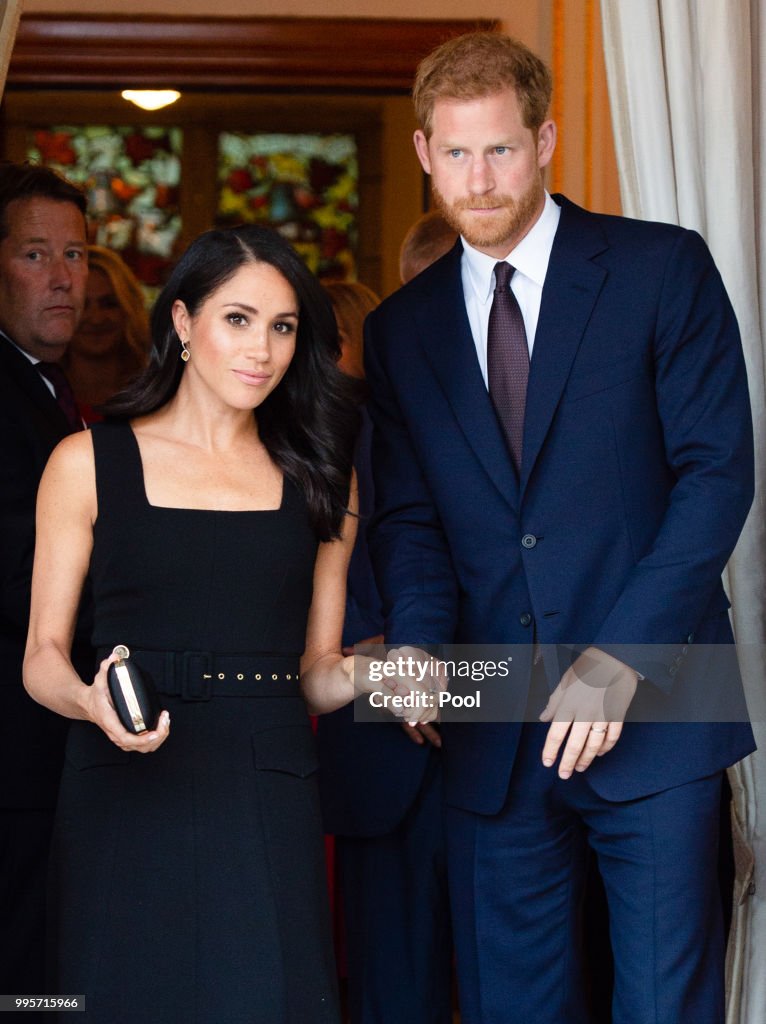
121,89,181,112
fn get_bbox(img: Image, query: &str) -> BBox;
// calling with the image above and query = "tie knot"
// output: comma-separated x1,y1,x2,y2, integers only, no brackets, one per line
493,262,515,292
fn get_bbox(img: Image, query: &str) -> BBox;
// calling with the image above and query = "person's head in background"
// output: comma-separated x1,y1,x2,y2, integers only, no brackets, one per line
323,280,380,380
398,211,457,284
0,161,88,362
64,245,151,411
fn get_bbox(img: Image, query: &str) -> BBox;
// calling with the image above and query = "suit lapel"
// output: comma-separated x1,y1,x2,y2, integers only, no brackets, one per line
0,334,72,437
520,197,609,496
414,243,519,508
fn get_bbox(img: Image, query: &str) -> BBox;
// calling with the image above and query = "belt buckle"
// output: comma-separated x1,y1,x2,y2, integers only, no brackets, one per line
180,652,212,701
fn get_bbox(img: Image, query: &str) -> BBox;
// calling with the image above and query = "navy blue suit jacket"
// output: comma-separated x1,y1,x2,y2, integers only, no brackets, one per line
365,195,756,813
317,407,433,836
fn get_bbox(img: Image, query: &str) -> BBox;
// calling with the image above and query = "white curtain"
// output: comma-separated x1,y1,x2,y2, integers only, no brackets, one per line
0,1,23,98
600,2,766,1021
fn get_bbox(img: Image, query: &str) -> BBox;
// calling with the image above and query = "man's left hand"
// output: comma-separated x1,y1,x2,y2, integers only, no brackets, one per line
539,647,638,778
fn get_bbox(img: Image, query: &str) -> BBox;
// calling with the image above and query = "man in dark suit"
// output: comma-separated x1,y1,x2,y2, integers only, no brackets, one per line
318,268,453,1024
317,470,452,1024
0,162,89,999
364,32,755,1024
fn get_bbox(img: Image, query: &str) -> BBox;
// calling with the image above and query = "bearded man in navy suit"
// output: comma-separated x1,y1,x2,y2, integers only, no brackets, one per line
364,32,755,1024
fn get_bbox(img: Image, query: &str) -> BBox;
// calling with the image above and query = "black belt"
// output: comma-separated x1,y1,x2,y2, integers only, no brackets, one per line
96,648,301,701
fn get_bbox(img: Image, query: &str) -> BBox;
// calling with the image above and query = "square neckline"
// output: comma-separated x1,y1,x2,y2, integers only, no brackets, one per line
126,423,287,514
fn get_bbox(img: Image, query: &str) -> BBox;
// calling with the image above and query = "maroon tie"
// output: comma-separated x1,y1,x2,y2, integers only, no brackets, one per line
38,362,83,432
487,262,529,472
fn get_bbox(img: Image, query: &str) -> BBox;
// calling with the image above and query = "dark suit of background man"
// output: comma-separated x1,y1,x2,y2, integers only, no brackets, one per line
318,272,454,1024
0,163,89,1003
364,32,755,1024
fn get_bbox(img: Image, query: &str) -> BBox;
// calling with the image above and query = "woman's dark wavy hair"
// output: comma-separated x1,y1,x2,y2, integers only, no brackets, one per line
105,225,359,540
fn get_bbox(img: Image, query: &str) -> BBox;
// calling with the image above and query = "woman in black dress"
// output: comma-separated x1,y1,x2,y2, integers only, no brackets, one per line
23,226,383,1023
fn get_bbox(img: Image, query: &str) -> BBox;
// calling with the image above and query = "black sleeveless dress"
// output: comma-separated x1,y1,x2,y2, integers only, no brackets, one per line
50,422,340,1023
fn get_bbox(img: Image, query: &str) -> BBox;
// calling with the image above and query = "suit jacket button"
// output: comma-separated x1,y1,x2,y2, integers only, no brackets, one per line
519,613,533,627
521,534,537,549
686,633,695,644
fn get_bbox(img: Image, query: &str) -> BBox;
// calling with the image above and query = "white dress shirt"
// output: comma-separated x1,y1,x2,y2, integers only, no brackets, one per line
461,191,561,386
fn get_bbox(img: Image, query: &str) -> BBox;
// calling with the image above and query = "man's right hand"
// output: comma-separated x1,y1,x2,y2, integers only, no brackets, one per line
401,722,442,747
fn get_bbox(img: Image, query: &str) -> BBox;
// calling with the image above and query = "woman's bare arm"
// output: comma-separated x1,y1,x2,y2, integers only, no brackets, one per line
24,431,169,752
299,475,359,715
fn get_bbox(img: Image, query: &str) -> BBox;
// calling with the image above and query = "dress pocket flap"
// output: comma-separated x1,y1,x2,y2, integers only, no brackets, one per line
252,725,318,778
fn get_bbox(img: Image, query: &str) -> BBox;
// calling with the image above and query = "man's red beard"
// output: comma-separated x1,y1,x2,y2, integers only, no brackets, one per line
431,178,544,253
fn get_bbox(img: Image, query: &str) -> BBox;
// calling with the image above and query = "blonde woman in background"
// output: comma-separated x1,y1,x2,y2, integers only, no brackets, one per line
322,280,378,381
63,245,151,418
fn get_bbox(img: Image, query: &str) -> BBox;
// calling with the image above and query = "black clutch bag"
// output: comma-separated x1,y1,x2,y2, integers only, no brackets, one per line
107,645,161,734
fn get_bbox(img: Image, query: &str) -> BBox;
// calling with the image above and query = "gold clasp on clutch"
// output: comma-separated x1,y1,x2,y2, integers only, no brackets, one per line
110,644,147,732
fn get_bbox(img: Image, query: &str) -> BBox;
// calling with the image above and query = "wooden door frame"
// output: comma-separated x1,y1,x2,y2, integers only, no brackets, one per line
6,16,496,91
3,16,497,291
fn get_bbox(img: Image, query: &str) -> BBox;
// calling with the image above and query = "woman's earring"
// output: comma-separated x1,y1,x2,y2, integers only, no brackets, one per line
180,338,191,363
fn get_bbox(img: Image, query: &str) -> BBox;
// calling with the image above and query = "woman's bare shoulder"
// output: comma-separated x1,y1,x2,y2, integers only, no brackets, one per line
46,429,95,475
40,430,97,514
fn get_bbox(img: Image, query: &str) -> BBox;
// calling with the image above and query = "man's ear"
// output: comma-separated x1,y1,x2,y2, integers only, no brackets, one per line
413,130,433,175
537,119,557,170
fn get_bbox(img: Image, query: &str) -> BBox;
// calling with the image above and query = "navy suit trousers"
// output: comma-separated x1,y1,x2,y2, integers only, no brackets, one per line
337,750,452,1024
447,723,724,1024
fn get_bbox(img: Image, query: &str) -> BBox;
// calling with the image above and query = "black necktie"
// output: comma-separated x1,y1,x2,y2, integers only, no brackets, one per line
38,362,83,432
487,262,529,472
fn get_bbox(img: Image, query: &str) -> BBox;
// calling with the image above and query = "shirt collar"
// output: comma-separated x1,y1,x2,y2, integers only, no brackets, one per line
461,191,561,304
0,330,40,365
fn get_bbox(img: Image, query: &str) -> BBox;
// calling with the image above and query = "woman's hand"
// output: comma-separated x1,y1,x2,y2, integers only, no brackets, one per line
346,646,448,726
82,654,170,754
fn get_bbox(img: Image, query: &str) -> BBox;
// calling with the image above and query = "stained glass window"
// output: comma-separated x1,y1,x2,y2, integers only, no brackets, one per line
217,132,358,281
26,125,182,299
25,126,360,289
